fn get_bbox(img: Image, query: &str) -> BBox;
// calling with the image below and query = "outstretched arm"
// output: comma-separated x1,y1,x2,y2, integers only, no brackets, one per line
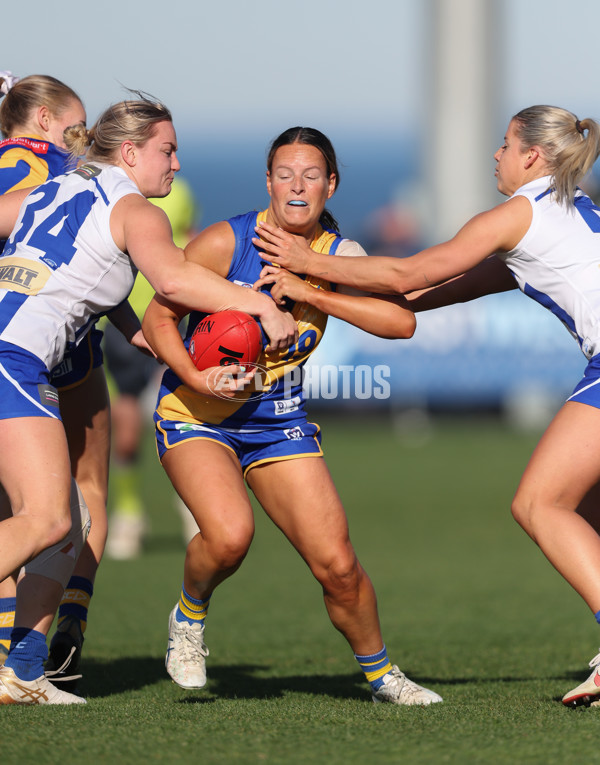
252,196,532,295
254,266,416,339
407,256,517,312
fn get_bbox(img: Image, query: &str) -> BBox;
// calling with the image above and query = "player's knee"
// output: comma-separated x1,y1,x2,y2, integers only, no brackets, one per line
20,500,72,548
511,491,536,538
24,481,91,587
41,512,73,549
214,533,253,570
189,524,254,571
316,549,361,601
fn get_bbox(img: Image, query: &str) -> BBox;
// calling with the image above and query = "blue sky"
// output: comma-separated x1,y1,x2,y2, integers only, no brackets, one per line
4,0,599,140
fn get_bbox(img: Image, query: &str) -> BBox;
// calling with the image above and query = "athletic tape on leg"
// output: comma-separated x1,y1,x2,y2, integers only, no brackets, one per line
23,480,91,587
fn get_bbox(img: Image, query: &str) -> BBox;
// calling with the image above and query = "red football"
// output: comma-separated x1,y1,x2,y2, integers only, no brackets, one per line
188,310,262,371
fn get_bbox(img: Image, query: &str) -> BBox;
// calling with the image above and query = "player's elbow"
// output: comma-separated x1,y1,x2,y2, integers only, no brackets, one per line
152,275,183,302
383,261,411,296
402,312,417,339
384,310,416,340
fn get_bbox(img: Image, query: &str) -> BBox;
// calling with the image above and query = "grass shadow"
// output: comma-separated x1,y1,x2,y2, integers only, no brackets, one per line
74,655,573,702
81,656,370,700
177,665,367,703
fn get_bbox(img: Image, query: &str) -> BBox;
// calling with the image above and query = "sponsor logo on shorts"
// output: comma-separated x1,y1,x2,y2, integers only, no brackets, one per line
176,423,207,432
274,397,301,415
284,426,304,440
233,279,254,289
38,385,59,407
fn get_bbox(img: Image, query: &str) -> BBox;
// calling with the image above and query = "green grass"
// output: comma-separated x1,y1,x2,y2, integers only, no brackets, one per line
4,413,600,764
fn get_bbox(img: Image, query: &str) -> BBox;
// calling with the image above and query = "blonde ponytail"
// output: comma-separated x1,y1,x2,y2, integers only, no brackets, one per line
513,105,600,207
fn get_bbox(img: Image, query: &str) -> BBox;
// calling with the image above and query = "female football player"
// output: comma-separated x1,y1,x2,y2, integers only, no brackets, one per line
0,71,151,689
0,94,296,705
143,126,443,707
255,107,600,708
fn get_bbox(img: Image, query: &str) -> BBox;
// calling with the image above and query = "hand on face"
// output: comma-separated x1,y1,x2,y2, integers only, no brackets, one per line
252,221,311,273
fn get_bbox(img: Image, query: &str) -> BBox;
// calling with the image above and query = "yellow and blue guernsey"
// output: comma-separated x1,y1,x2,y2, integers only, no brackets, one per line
0,135,74,195
0,135,76,253
154,209,343,471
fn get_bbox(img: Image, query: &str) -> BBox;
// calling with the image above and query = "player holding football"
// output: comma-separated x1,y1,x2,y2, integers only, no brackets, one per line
0,94,296,705
255,108,600,708
143,126,443,706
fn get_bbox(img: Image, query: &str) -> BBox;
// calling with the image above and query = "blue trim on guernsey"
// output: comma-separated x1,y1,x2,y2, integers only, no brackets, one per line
522,282,580,342
91,175,110,205
0,292,28,334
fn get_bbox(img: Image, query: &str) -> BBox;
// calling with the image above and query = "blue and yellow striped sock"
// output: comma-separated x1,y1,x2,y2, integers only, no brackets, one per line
175,585,210,626
57,576,93,635
355,645,393,691
0,596,16,657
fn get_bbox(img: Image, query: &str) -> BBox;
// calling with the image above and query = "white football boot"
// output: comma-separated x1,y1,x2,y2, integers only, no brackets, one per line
372,665,443,706
562,650,600,707
0,665,86,705
165,606,209,689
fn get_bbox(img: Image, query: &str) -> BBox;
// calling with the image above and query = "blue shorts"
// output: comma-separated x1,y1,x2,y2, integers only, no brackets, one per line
567,354,600,408
49,327,104,391
154,413,322,477
0,341,61,420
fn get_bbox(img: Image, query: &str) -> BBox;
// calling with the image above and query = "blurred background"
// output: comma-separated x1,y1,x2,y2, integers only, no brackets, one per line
4,0,599,421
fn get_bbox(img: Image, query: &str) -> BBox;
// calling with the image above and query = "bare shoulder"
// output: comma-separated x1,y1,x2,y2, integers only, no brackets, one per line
184,220,235,276
111,194,172,253
490,196,533,251
458,196,533,253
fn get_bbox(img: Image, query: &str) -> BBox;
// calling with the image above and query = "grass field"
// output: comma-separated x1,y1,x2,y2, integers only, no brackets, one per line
3,413,600,764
